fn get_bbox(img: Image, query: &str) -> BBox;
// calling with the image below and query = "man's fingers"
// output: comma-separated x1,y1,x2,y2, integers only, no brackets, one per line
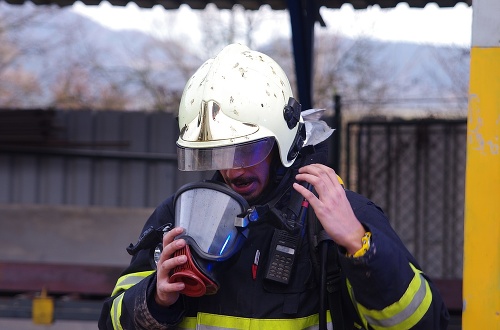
293,182,316,201
157,256,185,278
158,227,184,263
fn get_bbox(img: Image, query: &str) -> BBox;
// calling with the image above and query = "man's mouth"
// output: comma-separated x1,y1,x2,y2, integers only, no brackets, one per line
229,178,256,195
232,179,251,187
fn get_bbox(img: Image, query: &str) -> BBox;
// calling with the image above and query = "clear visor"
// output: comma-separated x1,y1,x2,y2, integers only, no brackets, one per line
177,137,275,171
174,181,250,261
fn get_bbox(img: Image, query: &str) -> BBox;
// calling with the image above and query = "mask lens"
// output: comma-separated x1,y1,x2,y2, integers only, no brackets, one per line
174,181,249,260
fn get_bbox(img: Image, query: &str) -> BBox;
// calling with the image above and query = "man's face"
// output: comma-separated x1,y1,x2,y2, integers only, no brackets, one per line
219,151,274,204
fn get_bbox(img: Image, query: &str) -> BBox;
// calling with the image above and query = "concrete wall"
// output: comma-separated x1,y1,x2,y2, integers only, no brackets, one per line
0,204,152,266
0,204,154,328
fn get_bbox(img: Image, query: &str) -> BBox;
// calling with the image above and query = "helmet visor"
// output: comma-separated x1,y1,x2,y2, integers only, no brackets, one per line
177,137,275,171
174,181,250,261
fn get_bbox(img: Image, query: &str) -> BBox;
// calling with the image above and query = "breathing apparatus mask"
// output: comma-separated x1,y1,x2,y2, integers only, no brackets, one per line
147,179,313,298
154,180,251,297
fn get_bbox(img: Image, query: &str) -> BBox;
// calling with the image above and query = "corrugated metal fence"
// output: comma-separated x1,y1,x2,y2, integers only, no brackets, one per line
0,109,210,207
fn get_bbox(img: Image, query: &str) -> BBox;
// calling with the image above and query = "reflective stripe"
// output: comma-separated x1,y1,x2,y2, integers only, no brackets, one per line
109,270,155,329
178,312,332,330
354,263,432,330
111,270,155,296
346,281,369,329
111,292,125,330
177,316,197,329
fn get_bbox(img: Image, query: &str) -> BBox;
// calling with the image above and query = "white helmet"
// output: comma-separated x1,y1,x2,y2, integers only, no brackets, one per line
177,43,305,171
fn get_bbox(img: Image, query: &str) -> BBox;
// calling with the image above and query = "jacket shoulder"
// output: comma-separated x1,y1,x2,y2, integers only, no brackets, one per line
345,189,384,214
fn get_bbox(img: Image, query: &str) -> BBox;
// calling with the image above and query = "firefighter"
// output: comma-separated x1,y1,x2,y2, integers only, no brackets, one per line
99,43,449,329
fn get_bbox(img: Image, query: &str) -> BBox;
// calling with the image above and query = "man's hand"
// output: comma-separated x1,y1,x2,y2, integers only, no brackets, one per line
155,227,188,307
293,164,366,255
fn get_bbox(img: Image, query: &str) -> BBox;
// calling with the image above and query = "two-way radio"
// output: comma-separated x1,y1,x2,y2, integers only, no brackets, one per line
264,182,312,285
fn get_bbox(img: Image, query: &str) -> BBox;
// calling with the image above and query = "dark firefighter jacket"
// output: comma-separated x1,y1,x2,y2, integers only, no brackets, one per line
98,144,449,330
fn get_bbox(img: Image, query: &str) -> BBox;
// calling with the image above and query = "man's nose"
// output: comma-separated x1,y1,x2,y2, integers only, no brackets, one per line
222,168,246,179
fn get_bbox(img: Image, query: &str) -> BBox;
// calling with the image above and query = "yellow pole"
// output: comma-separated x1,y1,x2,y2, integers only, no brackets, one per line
463,0,500,328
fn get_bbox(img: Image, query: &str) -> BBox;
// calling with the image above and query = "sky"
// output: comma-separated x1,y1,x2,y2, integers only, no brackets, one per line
71,2,473,48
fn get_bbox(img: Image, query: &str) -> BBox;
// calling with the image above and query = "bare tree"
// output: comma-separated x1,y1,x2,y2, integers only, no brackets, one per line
324,36,392,116
0,4,53,107
244,29,395,118
197,4,268,57
0,31,41,107
117,4,272,113
51,64,91,109
117,36,201,112
0,4,132,110
50,61,131,110
264,33,393,116
426,45,469,115
0,4,469,117
40,13,134,110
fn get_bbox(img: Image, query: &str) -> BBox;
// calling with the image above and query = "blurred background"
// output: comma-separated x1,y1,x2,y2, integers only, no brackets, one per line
0,1,471,328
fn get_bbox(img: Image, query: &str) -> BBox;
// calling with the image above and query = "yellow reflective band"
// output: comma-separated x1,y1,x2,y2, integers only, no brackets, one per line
346,280,369,329
355,263,432,330
177,312,332,330
111,270,155,296
111,292,125,330
177,316,197,329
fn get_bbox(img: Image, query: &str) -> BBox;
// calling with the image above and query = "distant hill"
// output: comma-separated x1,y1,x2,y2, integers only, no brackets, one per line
0,3,469,115
261,35,469,116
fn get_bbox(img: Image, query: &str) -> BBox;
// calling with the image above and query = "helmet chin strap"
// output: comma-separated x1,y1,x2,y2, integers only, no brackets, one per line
287,123,306,161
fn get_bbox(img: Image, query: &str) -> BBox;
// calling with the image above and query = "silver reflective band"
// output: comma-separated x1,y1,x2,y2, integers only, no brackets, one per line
177,137,275,171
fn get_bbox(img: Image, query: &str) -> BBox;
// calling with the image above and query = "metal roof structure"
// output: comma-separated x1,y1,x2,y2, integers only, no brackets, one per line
1,0,473,109
1,0,472,10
